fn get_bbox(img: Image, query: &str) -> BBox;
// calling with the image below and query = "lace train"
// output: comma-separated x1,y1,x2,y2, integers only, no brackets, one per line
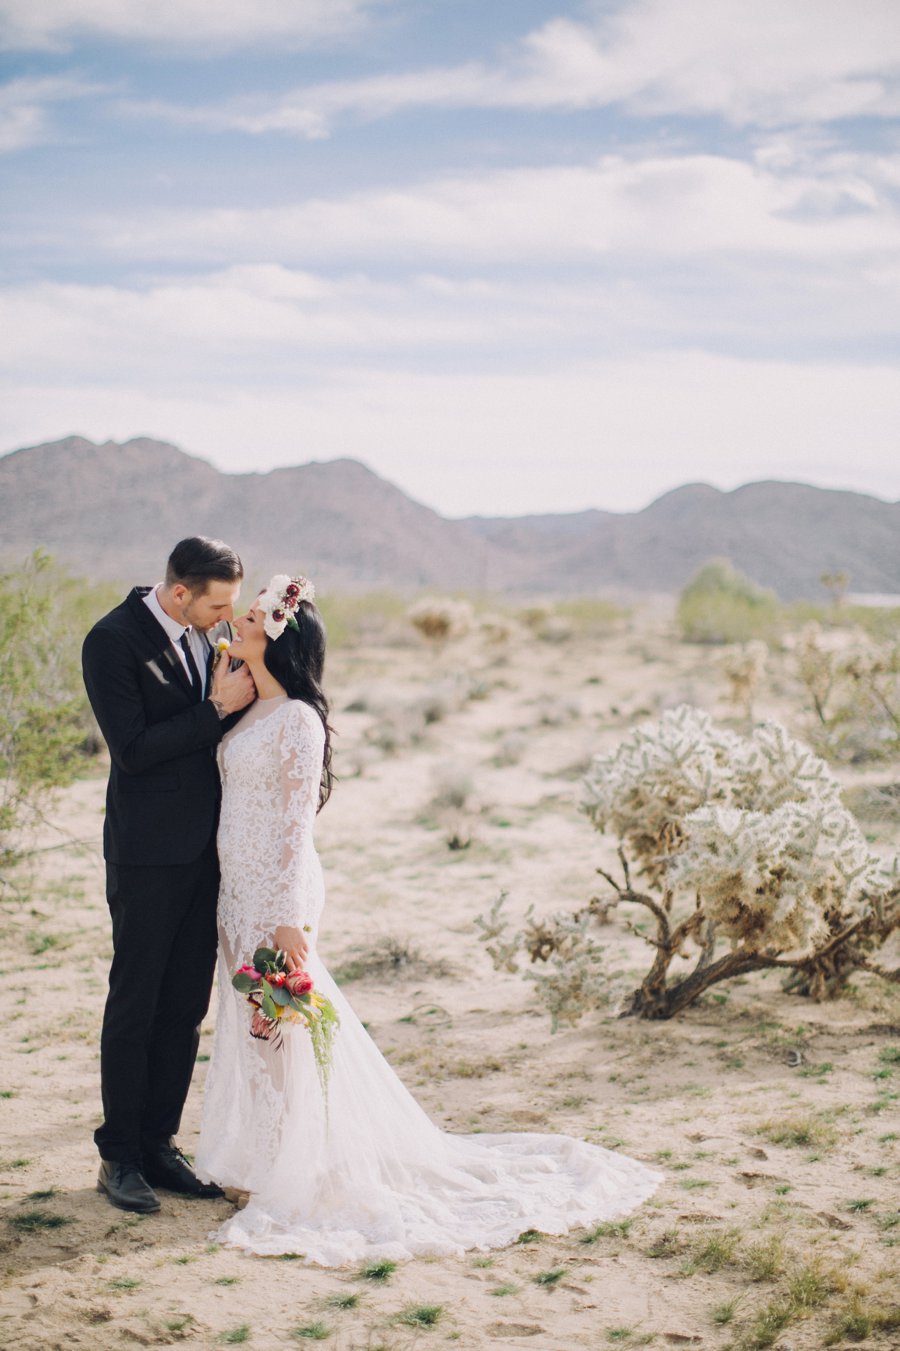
196,696,662,1265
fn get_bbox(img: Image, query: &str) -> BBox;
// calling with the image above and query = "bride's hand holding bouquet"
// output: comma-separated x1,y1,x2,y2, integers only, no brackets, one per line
273,923,309,971
231,934,339,1098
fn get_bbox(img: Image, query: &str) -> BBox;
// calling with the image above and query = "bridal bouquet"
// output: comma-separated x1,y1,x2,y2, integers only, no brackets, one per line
231,947,339,1095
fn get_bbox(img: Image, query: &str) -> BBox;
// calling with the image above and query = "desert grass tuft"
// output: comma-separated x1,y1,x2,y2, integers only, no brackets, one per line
682,1226,740,1274
757,1113,837,1149
9,1208,71,1232
645,1227,684,1259
220,1328,250,1345
292,1323,330,1341
397,1304,444,1327
359,1259,396,1281
580,1219,633,1243
326,1293,359,1309
514,1228,542,1244
744,1234,786,1283
534,1267,566,1286
711,1297,740,1325
490,1283,520,1297
823,1292,900,1344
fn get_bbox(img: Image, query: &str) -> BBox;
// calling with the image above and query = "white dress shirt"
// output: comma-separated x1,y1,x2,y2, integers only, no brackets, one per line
143,585,209,696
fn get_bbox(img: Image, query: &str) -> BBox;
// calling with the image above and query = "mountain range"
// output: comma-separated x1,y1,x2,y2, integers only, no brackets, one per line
1,435,897,599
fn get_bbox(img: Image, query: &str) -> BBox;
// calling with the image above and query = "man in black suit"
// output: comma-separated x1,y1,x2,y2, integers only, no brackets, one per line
82,536,255,1212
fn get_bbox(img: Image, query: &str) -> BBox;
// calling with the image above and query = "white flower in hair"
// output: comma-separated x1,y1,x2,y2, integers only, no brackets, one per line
258,572,316,640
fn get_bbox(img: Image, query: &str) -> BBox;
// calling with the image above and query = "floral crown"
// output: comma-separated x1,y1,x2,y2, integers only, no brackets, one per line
257,573,316,640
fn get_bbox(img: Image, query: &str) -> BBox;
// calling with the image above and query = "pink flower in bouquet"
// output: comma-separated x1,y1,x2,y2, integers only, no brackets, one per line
266,971,287,986
237,963,261,981
286,970,314,997
250,1010,275,1040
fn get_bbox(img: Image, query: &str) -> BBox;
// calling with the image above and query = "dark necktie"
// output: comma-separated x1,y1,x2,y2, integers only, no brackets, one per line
178,632,202,699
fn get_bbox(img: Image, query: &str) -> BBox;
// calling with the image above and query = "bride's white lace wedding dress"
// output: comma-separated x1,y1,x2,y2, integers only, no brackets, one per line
196,694,662,1265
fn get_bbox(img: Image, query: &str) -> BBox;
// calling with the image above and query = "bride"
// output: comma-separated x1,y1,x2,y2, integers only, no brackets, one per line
196,574,662,1265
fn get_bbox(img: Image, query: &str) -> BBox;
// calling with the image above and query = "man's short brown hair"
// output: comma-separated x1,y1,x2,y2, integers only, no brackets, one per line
165,537,244,594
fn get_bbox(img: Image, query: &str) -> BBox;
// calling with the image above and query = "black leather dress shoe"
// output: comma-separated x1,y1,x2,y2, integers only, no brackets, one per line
142,1141,224,1198
97,1158,161,1213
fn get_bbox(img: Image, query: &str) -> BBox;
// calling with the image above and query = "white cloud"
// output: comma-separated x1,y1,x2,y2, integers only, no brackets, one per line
0,0,381,52
1,241,895,400
95,151,900,267
125,0,900,135
0,73,110,151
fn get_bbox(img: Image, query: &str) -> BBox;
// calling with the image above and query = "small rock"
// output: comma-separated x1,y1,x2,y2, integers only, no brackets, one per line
818,1211,852,1230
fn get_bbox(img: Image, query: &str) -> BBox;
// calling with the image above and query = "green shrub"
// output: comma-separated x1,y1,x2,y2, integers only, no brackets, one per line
677,559,780,644
0,552,116,874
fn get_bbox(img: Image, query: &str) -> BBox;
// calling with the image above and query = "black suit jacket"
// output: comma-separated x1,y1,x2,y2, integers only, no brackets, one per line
82,587,226,866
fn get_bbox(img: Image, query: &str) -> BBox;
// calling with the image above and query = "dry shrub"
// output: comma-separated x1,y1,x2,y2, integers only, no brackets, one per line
790,621,900,761
407,597,473,650
720,640,768,718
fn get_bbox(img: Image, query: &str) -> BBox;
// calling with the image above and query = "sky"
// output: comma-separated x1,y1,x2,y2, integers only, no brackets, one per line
1,0,899,518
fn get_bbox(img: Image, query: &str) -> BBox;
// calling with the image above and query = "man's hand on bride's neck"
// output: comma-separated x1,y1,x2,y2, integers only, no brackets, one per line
250,668,286,700
209,660,256,717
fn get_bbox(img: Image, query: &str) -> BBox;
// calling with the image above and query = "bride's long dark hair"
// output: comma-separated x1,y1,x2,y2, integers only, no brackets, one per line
262,600,334,811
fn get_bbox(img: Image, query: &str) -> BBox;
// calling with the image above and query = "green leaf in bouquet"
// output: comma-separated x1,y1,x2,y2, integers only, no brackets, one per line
253,947,277,970
260,987,278,1020
269,985,294,1008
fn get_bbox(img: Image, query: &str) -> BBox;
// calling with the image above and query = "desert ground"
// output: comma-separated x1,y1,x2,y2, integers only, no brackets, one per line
1,600,897,1351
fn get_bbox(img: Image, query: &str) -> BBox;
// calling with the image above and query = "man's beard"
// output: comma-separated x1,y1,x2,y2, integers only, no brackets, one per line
180,600,213,631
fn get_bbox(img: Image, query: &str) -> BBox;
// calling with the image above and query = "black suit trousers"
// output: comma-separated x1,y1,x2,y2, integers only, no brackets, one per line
94,841,220,1161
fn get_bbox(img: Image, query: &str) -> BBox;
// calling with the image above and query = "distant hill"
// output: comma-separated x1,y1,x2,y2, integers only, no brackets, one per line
0,435,502,591
1,435,897,599
467,480,900,597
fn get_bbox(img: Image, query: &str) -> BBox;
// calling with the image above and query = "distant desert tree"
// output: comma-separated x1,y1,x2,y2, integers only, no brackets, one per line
478,706,898,1023
677,559,779,645
820,570,849,608
407,597,473,651
0,552,109,874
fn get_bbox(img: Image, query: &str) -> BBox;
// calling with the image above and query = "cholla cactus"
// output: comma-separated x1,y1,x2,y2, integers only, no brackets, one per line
480,705,898,1021
720,640,767,718
673,800,877,951
407,597,473,651
581,706,740,882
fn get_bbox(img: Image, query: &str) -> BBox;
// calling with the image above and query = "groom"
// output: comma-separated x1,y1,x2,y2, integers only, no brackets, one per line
82,536,255,1212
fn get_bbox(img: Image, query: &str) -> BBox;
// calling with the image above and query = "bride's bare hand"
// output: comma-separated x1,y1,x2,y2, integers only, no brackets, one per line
273,924,309,972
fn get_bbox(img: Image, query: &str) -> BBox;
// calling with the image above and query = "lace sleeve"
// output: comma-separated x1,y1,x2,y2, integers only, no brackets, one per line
271,701,325,934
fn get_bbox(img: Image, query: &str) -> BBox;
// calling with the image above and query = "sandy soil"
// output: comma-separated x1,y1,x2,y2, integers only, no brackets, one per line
1,604,897,1351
